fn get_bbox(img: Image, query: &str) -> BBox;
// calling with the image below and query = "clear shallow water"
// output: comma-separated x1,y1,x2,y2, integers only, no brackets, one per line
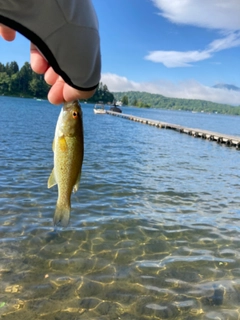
0,97,240,319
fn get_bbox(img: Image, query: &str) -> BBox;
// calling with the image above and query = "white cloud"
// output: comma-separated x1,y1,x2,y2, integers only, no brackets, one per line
209,31,240,51
145,31,240,67
146,1,240,67
102,3,240,105
101,73,240,106
151,0,240,31
145,50,211,67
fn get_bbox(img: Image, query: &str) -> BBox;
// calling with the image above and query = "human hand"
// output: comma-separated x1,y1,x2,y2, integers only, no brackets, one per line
0,25,95,105
0,24,16,41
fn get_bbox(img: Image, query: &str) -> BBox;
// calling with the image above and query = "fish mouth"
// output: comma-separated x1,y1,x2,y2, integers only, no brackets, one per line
63,100,80,111
63,101,82,117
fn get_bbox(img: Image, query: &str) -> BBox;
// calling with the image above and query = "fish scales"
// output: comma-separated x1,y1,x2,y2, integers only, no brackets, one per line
48,100,84,227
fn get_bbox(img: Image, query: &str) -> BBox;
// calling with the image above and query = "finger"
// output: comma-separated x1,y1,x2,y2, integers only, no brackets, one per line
47,78,65,105
44,67,59,85
48,77,96,105
0,25,16,41
63,85,96,102
30,43,49,74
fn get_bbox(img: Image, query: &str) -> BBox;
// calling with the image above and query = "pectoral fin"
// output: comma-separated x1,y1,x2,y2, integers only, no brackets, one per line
48,169,57,188
59,136,67,152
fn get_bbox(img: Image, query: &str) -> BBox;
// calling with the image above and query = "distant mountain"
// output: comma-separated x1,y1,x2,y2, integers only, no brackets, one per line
213,84,240,91
113,91,240,115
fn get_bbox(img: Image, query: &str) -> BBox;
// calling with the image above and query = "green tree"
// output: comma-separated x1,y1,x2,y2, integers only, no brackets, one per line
0,60,50,98
29,73,49,97
0,62,5,72
0,72,10,93
5,61,19,76
87,82,114,104
9,73,20,94
103,84,109,92
121,95,128,105
132,98,138,106
18,62,32,94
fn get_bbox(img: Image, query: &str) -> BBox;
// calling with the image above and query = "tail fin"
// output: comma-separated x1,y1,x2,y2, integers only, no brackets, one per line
53,203,71,227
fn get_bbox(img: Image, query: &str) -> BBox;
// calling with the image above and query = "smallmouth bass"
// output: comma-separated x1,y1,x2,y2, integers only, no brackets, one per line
48,100,84,227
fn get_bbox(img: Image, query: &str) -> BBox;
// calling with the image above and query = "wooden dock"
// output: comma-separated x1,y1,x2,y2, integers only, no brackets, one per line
106,111,240,150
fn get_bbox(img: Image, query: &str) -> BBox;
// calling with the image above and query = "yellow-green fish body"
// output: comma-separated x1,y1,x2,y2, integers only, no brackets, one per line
48,100,84,227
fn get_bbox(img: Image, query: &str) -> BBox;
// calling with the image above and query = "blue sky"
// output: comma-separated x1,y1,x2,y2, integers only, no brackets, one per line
0,0,240,105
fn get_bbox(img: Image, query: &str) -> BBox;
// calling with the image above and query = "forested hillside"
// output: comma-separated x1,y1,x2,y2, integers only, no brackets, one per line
0,61,114,103
1,60,239,114
86,82,114,104
0,61,49,98
114,91,240,115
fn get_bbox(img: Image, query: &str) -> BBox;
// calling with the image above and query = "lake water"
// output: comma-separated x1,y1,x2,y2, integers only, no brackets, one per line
0,96,240,319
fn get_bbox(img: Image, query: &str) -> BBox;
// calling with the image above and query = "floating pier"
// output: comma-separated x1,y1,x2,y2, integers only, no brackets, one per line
106,111,240,150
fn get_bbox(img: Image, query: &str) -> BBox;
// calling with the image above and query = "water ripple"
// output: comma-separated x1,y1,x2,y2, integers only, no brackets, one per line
1,98,240,319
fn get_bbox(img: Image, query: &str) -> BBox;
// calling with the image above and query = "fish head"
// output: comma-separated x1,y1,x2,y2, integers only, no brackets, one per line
59,100,83,137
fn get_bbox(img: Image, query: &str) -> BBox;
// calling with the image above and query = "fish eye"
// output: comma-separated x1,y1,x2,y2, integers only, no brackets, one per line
72,111,79,119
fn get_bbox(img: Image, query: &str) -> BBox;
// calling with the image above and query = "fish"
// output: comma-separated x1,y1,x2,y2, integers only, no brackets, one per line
48,100,84,227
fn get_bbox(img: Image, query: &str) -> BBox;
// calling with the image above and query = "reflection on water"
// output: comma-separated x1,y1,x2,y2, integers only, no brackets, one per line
1,97,240,319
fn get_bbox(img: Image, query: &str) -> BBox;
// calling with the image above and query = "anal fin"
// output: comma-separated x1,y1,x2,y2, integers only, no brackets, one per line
48,169,57,188
73,172,81,193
